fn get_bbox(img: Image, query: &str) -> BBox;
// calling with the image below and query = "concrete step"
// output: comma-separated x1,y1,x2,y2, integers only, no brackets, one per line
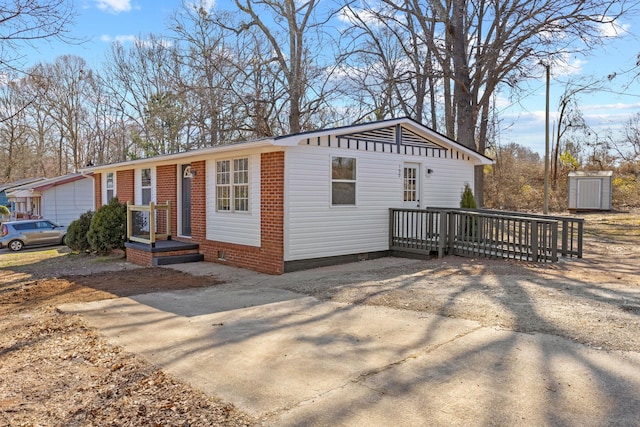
152,253,204,266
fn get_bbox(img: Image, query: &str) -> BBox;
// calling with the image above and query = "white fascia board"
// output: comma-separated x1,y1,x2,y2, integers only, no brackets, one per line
81,139,275,173
7,189,41,198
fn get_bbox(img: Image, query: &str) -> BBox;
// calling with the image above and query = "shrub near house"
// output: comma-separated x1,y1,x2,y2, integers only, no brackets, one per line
0,205,9,221
66,211,94,252
86,198,127,255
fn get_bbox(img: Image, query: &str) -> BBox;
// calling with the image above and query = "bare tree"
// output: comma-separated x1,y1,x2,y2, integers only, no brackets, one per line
102,36,188,156
170,3,247,145
612,113,640,176
0,76,30,180
233,0,335,134
344,0,636,204
551,80,599,187
31,55,96,173
0,0,76,76
84,72,134,165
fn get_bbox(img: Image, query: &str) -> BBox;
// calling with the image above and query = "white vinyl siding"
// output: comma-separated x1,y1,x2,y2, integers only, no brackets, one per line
284,145,475,261
421,158,475,207
41,178,95,227
206,153,261,246
285,147,398,261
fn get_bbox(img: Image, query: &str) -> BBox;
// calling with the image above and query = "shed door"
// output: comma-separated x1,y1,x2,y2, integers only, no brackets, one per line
577,178,602,209
402,163,421,208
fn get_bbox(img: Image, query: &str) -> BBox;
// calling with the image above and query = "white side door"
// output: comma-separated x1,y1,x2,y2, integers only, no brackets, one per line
402,163,421,208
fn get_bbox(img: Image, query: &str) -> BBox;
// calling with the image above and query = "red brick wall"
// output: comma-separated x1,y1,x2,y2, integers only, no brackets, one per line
190,161,206,242
258,151,285,273
122,153,286,275
116,169,134,204
126,247,154,267
156,165,177,237
94,173,102,210
197,151,285,275
126,246,199,267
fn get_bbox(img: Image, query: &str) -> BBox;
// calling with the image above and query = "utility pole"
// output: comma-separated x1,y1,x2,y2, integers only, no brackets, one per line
544,63,550,214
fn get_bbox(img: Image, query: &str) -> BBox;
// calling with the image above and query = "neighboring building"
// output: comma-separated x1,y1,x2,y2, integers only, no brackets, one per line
0,178,45,208
83,117,493,274
6,173,95,226
568,171,613,212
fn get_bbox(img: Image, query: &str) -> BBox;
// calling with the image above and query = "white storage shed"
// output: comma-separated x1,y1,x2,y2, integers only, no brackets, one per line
568,171,613,212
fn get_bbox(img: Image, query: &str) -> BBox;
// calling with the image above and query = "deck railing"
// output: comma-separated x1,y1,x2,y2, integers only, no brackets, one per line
470,209,583,258
126,201,171,247
390,208,583,263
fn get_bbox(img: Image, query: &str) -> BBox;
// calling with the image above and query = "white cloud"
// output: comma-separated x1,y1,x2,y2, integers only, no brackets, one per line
133,37,173,49
187,0,216,12
550,53,585,77
598,17,630,38
96,0,132,14
100,34,172,49
100,34,137,43
582,102,640,112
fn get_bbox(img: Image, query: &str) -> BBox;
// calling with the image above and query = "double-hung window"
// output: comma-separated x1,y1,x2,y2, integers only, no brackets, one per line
141,168,152,204
106,172,115,203
331,156,356,206
216,158,249,212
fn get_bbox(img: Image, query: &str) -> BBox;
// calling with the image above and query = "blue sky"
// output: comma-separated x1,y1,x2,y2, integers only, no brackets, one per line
21,0,640,156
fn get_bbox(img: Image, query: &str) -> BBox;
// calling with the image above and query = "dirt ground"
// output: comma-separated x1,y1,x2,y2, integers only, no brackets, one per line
1,211,640,426
0,251,256,426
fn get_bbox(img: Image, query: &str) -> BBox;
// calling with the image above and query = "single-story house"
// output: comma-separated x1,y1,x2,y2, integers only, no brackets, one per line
0,177,46,208
83,117,493,274
6,172,95,226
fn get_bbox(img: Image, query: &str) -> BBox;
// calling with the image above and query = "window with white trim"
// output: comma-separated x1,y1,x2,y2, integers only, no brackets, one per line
141,168,152,204
216,158,249,212
331,156,356,205
106,172,115,203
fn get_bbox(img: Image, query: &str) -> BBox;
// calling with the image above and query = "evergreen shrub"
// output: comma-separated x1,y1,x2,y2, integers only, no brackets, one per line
87,197,127,254
460,183,477,209
66,210,94,252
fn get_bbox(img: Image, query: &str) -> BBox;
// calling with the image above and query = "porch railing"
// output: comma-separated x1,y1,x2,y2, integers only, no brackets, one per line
126,201,171,247
389,208,583,263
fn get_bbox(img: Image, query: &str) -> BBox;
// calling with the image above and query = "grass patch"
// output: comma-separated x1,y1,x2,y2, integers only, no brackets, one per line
0,247,70,269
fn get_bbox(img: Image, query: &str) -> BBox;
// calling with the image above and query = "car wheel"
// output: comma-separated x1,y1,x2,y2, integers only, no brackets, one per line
8,240,24,251
61,235,66,246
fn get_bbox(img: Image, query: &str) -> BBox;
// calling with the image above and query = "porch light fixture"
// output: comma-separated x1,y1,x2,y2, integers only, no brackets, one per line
183,166,196,178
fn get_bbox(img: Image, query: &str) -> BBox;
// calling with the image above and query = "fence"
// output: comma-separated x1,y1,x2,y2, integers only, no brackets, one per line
389,208,584,263
126,201,172,247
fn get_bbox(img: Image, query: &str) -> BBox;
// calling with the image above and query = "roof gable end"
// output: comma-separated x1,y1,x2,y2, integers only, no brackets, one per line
274,117,493,165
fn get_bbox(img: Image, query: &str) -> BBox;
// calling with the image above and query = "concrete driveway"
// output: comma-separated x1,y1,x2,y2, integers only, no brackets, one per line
60,260,640,426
